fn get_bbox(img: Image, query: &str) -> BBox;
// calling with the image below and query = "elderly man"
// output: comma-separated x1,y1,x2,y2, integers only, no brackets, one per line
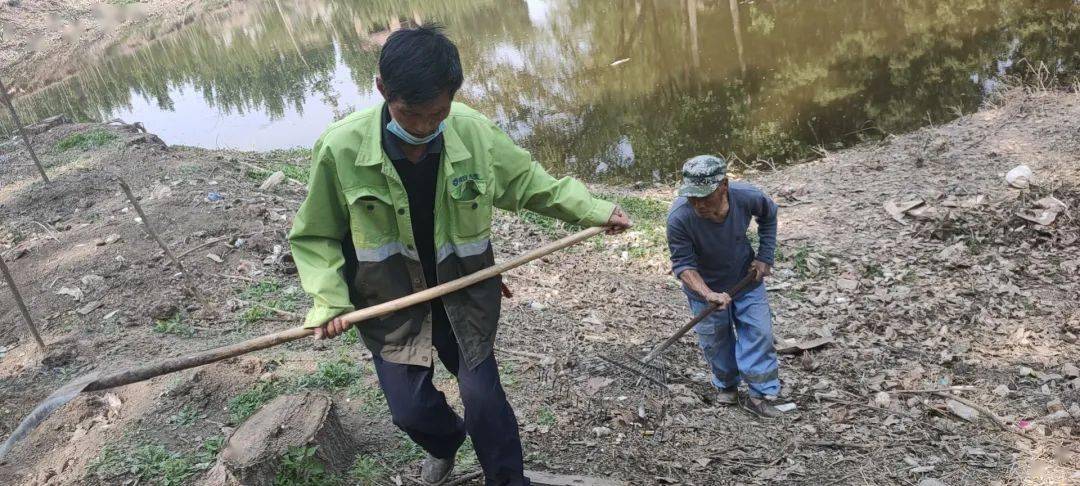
665,155,782,418
289,26,630,485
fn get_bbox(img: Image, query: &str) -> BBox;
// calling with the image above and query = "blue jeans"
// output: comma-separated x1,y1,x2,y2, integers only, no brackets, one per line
689,282,780,398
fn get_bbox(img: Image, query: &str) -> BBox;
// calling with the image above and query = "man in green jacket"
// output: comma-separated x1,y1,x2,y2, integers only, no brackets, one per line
288,26,630,486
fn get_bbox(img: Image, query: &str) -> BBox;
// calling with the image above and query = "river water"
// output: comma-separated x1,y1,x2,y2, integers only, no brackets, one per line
4,0,1078,182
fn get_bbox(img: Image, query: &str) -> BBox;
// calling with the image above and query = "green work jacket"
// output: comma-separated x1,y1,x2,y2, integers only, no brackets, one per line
288,102,615,369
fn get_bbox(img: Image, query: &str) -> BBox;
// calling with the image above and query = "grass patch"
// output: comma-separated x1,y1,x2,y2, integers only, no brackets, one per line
88,439,218,486
499,362,519,388
536,407,556,427
349,436,472,483
518,210,573,237
86,442,128,480
349,373,387,416
512,193,669,259
385,434,426,467
56,129,118,151
780,244,836,278
341,327,360,345
294,356,385,412
610,194,668,223
350,434,428,482
295,357,364,391
246,148,312,186
456,438,478,470
349,454,386,483
236,280,303,325
130,444,196,486
168,404,203,428
603,193,670,259
154,312,194,337
228,380,282,424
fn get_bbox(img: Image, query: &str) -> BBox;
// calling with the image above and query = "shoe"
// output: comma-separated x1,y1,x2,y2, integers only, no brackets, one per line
716,387,739,405
741,395,782,419
421,453,455,485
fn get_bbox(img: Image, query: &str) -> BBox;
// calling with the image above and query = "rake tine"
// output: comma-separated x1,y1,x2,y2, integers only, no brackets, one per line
598,354,668,388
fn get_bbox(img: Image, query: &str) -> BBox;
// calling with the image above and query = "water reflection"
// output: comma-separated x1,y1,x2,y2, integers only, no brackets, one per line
3,0,1078,182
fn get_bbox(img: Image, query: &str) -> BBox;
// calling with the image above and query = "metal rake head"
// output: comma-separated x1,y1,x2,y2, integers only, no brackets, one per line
597,351,670,388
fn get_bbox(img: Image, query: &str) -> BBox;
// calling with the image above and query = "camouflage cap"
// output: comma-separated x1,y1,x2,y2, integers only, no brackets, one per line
678,155,727,197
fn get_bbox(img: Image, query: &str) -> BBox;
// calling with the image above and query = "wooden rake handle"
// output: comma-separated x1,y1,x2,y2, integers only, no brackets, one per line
86,226,605,392
640,269,759,364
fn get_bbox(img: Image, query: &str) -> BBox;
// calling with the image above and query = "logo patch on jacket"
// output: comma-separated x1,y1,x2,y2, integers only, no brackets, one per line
452,173,481,187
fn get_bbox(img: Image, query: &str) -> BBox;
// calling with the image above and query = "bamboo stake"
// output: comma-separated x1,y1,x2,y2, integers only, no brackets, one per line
0,255,45,350
0,226,605,459
0,77,49,182
118,179,210,307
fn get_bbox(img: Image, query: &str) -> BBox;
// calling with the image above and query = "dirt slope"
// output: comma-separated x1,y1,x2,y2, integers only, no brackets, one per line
0,88,1076,484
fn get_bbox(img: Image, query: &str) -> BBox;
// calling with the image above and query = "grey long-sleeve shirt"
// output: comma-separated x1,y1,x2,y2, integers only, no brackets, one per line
666,181,778,301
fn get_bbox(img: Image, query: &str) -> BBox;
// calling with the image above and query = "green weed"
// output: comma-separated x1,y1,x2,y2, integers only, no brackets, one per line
246,149,312,186
56,130,118,151
193,436,224,470
602,193,670,259
349,454,386,484
129,444,195,486
168,404,203,428
499,362,519,388
228,381,282,424
86,442,128,480
341,327,360,345
237,280,302,324
274,445,339,486
386,434,425,467
456,438,478,470
518,210,570,236
536,407,556,427
295,358,363,391
154,313,194,337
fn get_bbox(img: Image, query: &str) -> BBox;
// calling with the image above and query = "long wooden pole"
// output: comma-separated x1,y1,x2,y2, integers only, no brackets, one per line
0,255,45,350
0,77,49,183
118,179,210,308
85,225,603,391
0,226,605,458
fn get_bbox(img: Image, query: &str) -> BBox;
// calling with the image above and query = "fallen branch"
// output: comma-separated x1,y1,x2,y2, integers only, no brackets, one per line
933,391,1035,444
235,299,302,319
797,440,876,450
893,389,1037,444
444,470,484,486
175,228,283,260
215,273,262,283
0,255,45,350
175,235,231,260
118,178,210,308
887,386,975,394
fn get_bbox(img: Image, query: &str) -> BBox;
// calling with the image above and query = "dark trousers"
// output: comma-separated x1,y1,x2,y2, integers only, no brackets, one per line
372,302,529,486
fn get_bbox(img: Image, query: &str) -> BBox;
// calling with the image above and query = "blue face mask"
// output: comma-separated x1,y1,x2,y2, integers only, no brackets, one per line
386,118,445,146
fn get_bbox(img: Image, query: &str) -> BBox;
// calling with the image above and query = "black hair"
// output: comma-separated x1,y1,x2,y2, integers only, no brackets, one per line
378,24,463,104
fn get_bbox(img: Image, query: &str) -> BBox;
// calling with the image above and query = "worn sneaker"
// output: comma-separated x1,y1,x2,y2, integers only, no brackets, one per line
421,454,455,485
716,386,739,405
741,396,782,419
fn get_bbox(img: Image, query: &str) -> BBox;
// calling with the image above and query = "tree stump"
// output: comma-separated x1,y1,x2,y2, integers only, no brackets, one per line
204,393,358,486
